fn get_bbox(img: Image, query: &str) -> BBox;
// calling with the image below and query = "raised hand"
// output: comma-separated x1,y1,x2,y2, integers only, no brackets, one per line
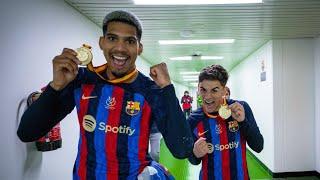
229,102,245,122
50,48,81,91
149,62,171,88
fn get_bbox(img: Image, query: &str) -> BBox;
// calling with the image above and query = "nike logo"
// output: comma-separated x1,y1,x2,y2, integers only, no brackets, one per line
198,130,208,137
82,94,97,100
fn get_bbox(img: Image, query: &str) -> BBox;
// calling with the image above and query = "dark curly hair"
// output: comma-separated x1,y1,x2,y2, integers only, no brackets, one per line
199,64,229,86
102,10,143,42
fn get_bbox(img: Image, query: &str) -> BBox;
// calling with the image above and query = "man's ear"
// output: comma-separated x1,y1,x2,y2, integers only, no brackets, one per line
138,43,143,55
99,36,104,50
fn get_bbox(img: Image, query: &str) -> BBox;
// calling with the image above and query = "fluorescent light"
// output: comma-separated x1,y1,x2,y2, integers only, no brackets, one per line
169,56,192,61
182,75,198,79
201,56,224,60
159,39,234,45
134,0,262,5
180,71,200,75
184,79,198,81
190,82,199,87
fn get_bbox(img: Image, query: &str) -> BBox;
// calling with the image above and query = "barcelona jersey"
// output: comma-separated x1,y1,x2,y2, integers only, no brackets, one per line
18,67,193,180
188,100,264,180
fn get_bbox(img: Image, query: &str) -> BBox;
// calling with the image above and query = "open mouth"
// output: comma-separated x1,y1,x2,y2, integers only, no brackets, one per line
204,99,214,105
112,55,128,68
204,99,216,109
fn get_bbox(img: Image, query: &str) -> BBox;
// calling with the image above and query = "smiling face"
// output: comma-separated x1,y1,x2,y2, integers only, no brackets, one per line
198,79,226,113
99,21,143,79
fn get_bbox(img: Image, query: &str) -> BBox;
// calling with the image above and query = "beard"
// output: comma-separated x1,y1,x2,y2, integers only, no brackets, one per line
111,71,126,78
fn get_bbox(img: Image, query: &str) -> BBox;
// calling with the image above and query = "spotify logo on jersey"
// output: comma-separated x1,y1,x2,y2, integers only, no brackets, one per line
83,115,96,132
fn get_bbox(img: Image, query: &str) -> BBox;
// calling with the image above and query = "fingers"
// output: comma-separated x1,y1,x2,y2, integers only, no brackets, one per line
193,137,209,158
55,58,78,75
150,62,167,74
62,48,81,65
62,48,77,56
229,102,245,121
196,138,208,150
229,102,243,113
53,48,83,73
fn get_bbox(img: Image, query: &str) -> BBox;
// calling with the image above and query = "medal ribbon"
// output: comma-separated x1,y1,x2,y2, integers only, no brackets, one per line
87,62,138,84
203,96,228,118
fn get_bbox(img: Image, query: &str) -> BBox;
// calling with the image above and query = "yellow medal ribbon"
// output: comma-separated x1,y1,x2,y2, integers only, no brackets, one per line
87,62,138,84
203,96,229,119
204,110,218,118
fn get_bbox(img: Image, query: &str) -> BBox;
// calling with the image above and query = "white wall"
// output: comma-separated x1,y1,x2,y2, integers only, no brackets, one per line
315,36,320,173
0,1,189,179
229,41,275,171
229,39,316,173
1,1,104,179
273,39,315,172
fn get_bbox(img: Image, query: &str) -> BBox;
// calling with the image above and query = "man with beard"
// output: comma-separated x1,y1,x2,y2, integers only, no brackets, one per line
188,64,263,180
17,10,193,179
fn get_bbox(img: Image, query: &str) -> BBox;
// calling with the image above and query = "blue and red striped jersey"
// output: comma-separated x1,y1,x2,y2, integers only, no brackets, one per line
18,67,194,179
73,84,153,179
188,100,264,180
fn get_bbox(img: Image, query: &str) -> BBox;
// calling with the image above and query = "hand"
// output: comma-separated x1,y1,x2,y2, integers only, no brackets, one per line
149,62,171,88
50,48,81,91
193,137,209,158
229,102,245,122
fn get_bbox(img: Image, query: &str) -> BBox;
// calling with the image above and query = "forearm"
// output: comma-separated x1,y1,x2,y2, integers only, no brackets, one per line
188,151,201,165
17,85,74,142
239,102,264,152
240,119,264,152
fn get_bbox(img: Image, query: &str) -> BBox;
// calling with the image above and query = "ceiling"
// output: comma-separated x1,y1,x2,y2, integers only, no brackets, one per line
65,0,320,87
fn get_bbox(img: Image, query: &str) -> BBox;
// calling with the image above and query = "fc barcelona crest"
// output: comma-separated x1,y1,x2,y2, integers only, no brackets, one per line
126,101,140,116
228,120,239,132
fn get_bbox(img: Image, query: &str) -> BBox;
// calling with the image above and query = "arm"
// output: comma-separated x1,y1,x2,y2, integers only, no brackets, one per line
17,84,75,142
188,133,202,165
155,85,194,159
149,63,193,158
17,48,80,142
239,101,264,153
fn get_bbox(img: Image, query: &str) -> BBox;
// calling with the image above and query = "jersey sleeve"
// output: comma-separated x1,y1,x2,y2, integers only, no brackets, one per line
17,83,75,142
239,101,264,153
187,112,202,165
150,84,194,159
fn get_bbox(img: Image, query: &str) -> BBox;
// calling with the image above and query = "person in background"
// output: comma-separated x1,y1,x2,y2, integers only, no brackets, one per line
188,64,264,180
225,86,231,100
181,90,193,118
17,10,193,179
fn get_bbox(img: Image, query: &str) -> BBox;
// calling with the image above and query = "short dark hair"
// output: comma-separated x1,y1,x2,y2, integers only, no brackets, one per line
199,64,229,86
226,86,231,96
102,10,143,41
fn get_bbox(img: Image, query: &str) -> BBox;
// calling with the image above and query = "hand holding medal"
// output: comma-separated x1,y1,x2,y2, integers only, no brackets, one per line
218,96,231,119
76,44,93,66
229,102,245,122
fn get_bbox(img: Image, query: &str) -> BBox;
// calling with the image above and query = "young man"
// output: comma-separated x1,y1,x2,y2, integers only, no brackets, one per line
181,90,193,118
225,86,231,100
17,10,193,179
188,65,263,180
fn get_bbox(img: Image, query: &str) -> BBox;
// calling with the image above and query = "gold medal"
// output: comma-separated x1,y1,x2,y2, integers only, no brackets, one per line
218,97,231,119
76,44,93,66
